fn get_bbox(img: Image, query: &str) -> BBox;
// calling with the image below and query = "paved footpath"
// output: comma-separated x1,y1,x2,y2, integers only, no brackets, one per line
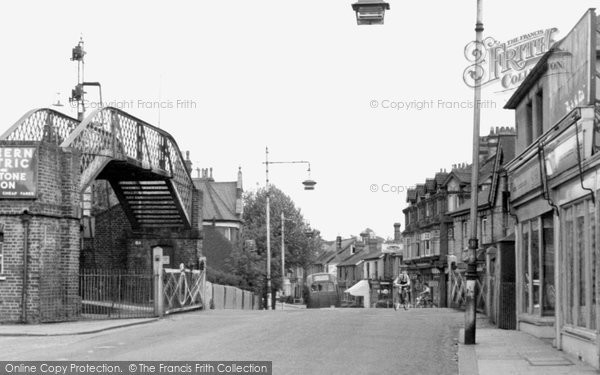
0,318,158,336
458,318,598,374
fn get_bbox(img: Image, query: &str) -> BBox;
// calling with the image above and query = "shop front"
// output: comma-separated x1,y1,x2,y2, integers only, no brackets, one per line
546,107,599,366
404,263,444,306
507,106,600,367
506,134,556,337
369,280,393,308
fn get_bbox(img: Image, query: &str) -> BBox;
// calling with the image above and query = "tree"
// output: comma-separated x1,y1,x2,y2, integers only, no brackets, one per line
229,185,322,298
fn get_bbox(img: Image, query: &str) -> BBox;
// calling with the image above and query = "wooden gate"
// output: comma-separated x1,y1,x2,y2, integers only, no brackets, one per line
449,269,487,312
162,266,207,314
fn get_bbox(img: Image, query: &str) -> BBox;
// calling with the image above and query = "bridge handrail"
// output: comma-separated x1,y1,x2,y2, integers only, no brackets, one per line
60,106,194,225
0,108,80,144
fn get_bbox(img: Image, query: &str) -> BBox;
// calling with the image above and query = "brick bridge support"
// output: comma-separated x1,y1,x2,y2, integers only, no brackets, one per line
0,141,81,323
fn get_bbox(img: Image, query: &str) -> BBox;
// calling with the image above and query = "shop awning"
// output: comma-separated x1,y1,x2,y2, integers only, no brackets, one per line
345,279,370,297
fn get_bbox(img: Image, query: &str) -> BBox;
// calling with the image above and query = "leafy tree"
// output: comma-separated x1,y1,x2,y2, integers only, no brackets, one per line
228,185,322,299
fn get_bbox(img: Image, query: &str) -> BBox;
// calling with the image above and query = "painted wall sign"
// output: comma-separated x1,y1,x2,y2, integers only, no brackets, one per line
0,146,37,198
547,9,597,126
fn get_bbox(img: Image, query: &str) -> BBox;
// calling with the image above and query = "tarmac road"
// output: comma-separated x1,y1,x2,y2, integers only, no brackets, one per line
0,307,463,375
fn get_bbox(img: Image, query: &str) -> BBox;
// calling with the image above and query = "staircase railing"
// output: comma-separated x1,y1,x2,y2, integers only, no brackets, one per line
61,107,194,227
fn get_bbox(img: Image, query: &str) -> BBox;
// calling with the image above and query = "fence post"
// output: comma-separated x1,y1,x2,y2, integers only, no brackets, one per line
153,247,164,317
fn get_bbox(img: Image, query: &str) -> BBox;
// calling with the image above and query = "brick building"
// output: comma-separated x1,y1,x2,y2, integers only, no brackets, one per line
402,170,451,307
0,107,203,323
0,141,81,322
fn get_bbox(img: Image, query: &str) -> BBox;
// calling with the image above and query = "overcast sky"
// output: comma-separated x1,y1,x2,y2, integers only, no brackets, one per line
0,1,597,240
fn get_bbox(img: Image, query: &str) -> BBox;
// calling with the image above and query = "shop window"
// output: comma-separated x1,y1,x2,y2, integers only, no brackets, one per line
521,213,555,317
565,208,574,324
522,223,530,313
542,214,555,316
531,219,540,314
562,198,596,330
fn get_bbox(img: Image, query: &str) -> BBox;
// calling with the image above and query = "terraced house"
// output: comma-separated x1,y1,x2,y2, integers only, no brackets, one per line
402,170,451,308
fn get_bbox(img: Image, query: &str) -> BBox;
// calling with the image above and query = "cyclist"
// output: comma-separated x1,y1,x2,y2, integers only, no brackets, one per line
393,271,411,310
418,283,432,307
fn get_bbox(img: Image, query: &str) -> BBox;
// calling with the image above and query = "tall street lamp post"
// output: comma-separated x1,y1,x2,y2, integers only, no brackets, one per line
351,0,482,344
464,0,484,345
264,147,316,310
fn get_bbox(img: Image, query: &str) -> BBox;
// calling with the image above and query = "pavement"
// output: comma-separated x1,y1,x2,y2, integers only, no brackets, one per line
458,316,599,374
0,318,158,336
0,303,310,336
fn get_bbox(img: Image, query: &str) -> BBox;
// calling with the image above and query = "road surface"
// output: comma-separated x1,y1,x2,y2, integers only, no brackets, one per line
0,307,463,375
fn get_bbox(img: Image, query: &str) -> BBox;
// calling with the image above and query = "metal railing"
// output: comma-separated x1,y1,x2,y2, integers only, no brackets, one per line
79,269,154,319
1,107,194,227
61,107,193,225
0,108,80,145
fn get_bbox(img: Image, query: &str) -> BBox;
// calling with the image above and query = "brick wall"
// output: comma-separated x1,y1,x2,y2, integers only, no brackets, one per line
0,141,81,323
89,187,203,273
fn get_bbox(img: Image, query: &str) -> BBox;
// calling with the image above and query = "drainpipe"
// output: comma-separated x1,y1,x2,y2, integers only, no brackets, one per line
21,210,32,323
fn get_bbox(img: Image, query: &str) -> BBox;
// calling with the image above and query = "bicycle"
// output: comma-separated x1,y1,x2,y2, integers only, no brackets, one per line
394,286,410,310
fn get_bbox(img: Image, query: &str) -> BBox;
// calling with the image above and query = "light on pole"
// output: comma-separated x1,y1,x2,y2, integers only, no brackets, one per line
464,0,484,345
351,0,390,25
351,0,482,344
281,211,287,299
264,147,315,310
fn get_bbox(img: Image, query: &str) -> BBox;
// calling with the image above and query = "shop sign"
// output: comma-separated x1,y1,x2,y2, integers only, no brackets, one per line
510,156,540,200
428,281,439,287
0,146,37,199
544,123,582,177
382,244,402,254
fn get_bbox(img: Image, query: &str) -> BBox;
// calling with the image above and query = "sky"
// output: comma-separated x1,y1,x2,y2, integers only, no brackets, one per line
0,1,597,240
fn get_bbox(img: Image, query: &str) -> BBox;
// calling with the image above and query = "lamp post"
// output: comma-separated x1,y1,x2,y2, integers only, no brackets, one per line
464,0,484,346
264,147,316,310
281,211,287,299
351,0,483,344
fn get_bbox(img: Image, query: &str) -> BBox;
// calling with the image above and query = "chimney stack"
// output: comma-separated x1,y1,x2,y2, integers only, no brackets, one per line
336,236,342,250
184,151,192,173
393,223,401,242
360,231,369,243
